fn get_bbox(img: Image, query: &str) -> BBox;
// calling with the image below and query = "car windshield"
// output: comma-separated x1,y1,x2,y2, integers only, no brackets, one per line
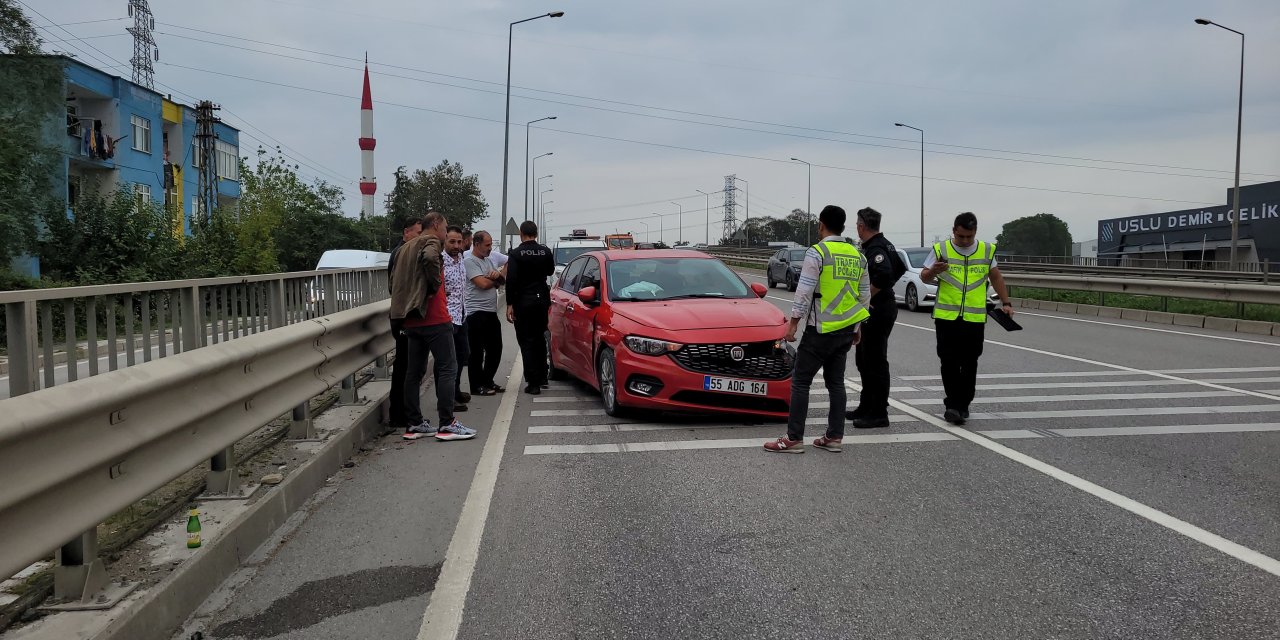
554,246,598,265
788,249,807,262
607,258,753,301
904,249,932,269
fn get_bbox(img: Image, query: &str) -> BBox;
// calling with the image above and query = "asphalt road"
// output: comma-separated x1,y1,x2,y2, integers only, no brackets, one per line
178,275,1280,640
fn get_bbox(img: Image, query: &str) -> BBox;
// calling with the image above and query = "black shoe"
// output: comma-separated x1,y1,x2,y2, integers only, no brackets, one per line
852,415,891,429
524,385,541,395
845,406,868,421
538,382,551,389
960,408,970,420
454,403,468,412
943,408,965,425
456,392,472,403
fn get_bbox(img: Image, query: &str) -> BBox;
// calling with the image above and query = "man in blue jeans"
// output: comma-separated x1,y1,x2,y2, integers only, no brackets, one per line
389,211,476,442
764,205,870,453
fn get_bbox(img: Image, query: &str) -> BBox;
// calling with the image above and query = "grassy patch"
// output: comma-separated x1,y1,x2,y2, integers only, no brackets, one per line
1011,286,1280,322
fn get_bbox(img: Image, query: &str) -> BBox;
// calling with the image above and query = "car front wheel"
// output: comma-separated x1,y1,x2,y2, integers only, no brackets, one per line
597,347,626,417
906,283,921,312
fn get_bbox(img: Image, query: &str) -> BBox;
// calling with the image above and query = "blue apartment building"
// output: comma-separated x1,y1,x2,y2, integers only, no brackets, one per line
17,56,241,277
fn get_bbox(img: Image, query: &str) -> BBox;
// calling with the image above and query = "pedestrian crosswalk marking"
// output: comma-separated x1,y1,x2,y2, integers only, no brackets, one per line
528,414,917,434
903,390,1242,406
897,366,1280,381
914,377,1280,392
981,423,1280,439
523,432,958,455
968,404,1280,421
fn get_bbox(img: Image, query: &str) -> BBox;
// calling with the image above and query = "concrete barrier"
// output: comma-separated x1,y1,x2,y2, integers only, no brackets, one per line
1204,316,1239,332
1120,308,1147,321
1098,306,1123,319
1074,304,1101,316
1055,303,1078,313
1145,311,1174,325
1172,314,1206,328
1236,320,1275,335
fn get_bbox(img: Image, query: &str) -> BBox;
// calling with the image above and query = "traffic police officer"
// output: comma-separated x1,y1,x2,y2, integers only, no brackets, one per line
765,205,871,454
505,220,556,394
921,211,1013,425
847,207,907,429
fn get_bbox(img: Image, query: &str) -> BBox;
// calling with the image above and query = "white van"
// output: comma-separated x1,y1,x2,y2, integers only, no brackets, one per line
551,238,606,286
315,249,390,270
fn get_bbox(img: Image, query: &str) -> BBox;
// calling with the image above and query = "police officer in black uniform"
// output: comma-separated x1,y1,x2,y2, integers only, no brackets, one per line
847,207,907,428
505,220,556,394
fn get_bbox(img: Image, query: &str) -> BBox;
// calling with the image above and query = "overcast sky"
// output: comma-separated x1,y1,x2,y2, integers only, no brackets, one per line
33,0,1280,247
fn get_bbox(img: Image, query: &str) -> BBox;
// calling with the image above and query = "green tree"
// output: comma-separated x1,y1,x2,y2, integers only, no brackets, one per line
0,0,42,55
39,186,182,284
0,7,60,274
385,160,487,232
995,213,1073,257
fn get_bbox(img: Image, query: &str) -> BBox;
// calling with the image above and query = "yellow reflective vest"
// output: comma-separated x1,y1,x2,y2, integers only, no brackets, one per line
931,240,995,323
813,240,870,333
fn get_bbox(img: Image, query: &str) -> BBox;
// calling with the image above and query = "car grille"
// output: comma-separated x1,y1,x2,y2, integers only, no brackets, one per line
669,340,793,380
669,390,789,414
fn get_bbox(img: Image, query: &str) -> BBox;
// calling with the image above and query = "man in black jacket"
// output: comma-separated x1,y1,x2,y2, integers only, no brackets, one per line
387,217,422,430
504,221,555,394
848,207,907,428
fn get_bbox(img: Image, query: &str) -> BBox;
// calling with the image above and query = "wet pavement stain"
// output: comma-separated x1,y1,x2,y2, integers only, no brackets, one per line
210,563,441,639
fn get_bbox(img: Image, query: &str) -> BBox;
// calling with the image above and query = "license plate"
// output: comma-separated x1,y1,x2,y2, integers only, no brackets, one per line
703,376,768,396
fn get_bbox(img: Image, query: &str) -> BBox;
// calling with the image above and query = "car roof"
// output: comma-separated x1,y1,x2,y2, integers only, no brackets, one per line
555,239,607,247
594,249,713,261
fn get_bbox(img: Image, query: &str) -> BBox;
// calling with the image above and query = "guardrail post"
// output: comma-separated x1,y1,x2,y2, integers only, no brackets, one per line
373,355,390,380
340,374,359,404
206,445,239,495
1265,259,1270,285
180,285,203,352
324,273,339,316
53,530,107,603
267,279,287,329
290,402,316,439
4,301,40,397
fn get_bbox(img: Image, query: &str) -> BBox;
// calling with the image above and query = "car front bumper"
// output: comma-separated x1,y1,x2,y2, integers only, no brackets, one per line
613,346,791,418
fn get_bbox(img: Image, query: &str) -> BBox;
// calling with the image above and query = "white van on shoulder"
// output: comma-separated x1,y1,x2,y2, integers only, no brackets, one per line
315,249,391,270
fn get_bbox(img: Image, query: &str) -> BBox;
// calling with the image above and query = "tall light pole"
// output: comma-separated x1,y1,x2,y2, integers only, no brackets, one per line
732,176,749,247
501,11,564,250
654,212,664,245
639,221,650,242
539,189,553,230
894,123,925,246
695,189,712,245
531,153,551,231
1195,17,1245,268
670,201,684,245
524,116,556,222
790,158,812,245
536,174,553,229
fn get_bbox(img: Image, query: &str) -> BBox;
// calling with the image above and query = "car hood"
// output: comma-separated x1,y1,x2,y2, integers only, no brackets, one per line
613,298,784,330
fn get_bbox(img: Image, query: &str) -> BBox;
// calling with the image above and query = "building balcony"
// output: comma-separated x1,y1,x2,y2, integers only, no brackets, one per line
65,133,115,169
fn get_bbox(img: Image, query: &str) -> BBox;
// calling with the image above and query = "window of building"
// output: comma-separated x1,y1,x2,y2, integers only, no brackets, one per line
134,182,152,205
67,105,80,137
191,139,202,169
131,115,151,153
216,140,239,181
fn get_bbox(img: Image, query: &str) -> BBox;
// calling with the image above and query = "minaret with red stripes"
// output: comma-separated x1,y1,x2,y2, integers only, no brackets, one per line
358,55,376,218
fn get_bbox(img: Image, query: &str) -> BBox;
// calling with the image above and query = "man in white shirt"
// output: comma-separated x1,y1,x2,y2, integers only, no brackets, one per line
464,231,506,395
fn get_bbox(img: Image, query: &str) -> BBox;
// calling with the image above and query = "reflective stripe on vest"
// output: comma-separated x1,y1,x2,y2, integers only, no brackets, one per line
931,240,995,323
813,241,870,333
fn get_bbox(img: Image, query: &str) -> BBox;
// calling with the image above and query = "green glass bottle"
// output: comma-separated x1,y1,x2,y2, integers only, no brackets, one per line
186,509,202,548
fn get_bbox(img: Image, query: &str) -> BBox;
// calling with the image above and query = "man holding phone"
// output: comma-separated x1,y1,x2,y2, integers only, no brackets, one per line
920,212,1013,425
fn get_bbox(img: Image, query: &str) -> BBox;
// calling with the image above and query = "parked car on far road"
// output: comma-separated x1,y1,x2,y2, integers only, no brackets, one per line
766,247,808,291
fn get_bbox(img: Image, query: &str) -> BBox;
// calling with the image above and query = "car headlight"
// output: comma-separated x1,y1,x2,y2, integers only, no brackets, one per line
624,336,684,356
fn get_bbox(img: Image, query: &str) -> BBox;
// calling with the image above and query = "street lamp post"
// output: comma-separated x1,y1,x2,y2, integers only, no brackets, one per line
536,174,553,228
1195,17,1245,268
639,221,650,242
501,11,564,250
524,116,556,222
790,158,812,245
531,154,551,232
895,123,925,246
670,201,684,245
695,189,711,246
654,213,664,245
539,189,553,230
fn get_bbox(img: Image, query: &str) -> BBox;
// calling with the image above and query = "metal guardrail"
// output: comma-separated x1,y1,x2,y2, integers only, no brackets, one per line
0,299,393,604
999,261,1272,284
2,267,388,398
1001,254,1275,275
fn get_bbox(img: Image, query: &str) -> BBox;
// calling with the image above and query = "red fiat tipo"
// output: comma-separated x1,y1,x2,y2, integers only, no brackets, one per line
547,250,793,418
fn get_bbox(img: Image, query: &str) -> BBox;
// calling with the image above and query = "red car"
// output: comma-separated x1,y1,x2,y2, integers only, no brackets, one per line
548,250,794,418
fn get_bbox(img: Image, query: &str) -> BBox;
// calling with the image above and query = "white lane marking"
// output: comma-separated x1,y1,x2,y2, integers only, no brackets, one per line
876,378,1280,579
531,409,608,417
903,390,1242,406
528,414,917,434
898,366,1280,381
896,322,1280,402
416,359,524,640
523,432,957,455
980,423,1280,439
531,396,596,403
1019,311,1280,347
968,404,1280,421
912,377,1280,391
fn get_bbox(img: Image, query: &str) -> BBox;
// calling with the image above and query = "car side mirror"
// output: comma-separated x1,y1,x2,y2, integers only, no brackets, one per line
750,282,768,298
577,286,598,305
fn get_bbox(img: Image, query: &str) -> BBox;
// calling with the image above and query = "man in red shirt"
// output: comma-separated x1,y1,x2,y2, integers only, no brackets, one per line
389,211,475,441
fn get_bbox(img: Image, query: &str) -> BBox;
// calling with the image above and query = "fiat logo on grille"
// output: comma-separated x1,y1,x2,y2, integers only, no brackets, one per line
729,346,746,362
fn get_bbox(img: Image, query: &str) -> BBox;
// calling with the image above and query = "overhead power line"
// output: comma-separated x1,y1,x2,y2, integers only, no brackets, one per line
153,21,1280,181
